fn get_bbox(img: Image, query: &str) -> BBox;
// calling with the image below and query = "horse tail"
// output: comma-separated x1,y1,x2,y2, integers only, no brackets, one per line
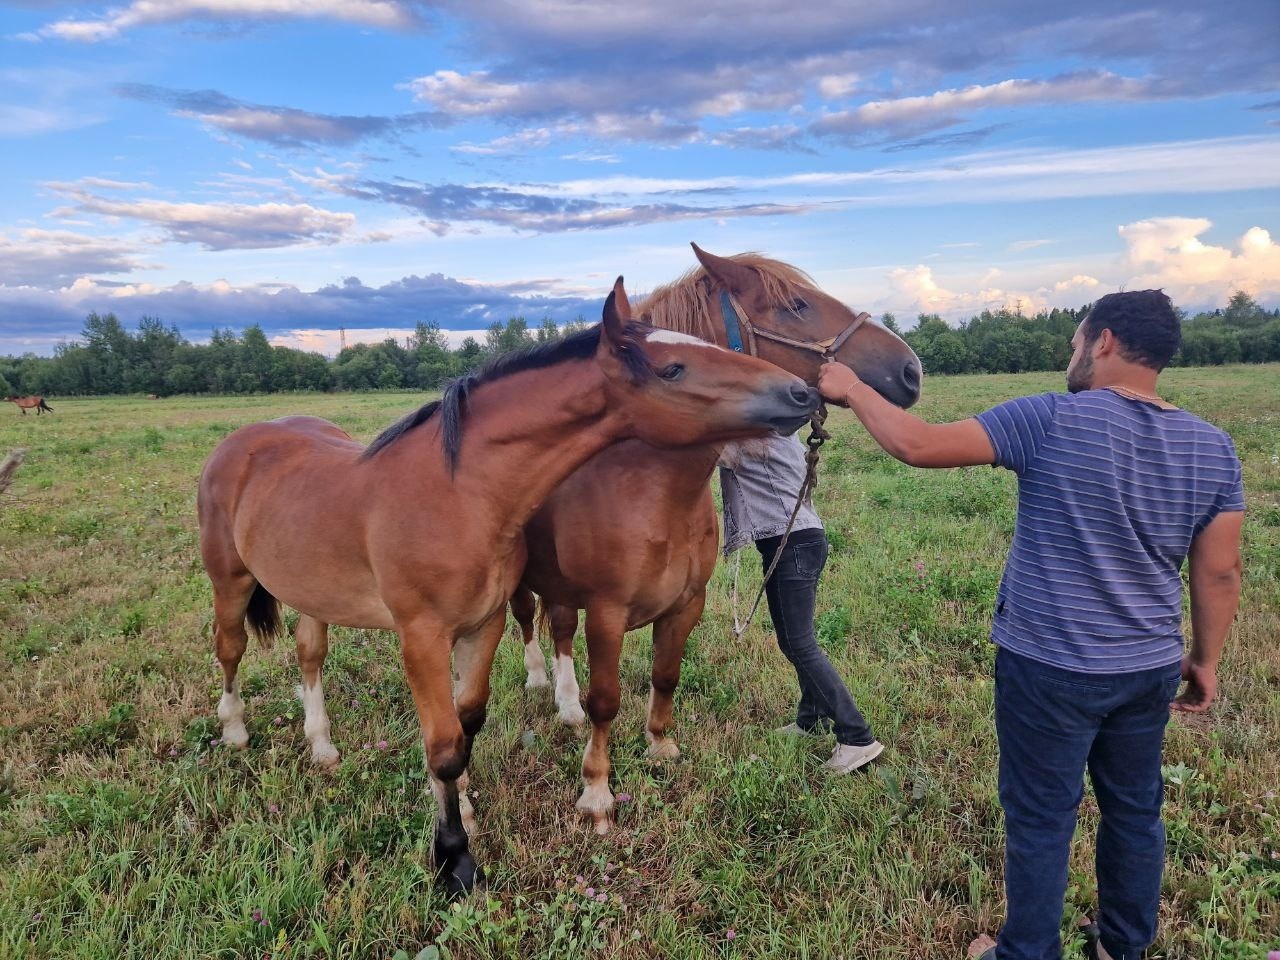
39,399,52,412
245,582,281,648
535,596,553,641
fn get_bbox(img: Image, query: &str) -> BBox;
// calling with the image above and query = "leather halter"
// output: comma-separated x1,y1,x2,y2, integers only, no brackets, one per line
719,289,870,360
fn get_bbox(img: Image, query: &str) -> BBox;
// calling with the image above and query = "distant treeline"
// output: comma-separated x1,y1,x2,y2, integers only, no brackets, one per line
2,292,1276,397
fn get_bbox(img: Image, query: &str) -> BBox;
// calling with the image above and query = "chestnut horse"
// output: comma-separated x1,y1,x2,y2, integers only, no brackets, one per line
511,245,921,833
197,279,819,896
5,396,53,415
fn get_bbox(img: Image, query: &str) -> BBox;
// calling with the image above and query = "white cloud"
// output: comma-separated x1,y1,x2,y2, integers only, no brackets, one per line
818,71,1154,138
0,228,148,286
1009,239,1054,252
269,326,491,354
32,0,419,42
1120,218,1280,304
47,180,355,249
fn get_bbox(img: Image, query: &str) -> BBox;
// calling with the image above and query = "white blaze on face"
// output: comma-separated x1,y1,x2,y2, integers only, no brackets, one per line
644,329,722,349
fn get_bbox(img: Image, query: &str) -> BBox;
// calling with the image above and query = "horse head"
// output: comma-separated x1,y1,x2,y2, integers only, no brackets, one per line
689,244,921,409
598,277,819,448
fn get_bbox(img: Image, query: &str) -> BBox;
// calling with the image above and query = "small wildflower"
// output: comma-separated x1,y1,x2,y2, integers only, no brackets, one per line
606,862,616,872
168,746,179,757
210,737,222,747
575,874,585,885
362,742,372,750
32,912,43,923
273,715,284,726
585,887,595,897
376,740,388,751
267,803,279,814
595,893,607,903
615,793,631,804
252,909,263,923
350,698,359,708
726,928,737,940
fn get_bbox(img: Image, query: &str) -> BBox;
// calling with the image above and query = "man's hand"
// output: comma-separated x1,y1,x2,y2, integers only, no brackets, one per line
1171,656,1218,713
818,361,859,403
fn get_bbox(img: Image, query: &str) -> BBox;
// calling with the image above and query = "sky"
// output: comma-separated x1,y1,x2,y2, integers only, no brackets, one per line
2,0,1278,356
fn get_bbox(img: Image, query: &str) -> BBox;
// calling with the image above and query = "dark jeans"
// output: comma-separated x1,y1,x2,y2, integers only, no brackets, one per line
994,647,1182,960
756,528,875,747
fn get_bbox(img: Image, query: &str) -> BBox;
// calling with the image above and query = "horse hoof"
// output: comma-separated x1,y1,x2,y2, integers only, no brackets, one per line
646,739,681,761
525,674,550,690
311,747,341,771
221,726,249,749
558,703,587,727
439,854,483,900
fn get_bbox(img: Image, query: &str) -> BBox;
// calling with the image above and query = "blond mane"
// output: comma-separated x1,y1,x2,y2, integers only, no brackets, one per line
637,253,819,340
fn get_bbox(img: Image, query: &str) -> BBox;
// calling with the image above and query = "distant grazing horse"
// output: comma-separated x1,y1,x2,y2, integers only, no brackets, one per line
6,396,52,415
510,245,922,833
197,279,819,896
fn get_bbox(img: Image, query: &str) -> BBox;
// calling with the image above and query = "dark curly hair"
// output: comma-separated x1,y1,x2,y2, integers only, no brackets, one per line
1081,289,1181,371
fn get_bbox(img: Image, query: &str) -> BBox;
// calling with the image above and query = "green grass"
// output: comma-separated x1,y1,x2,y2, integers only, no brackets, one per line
1,366,1278,959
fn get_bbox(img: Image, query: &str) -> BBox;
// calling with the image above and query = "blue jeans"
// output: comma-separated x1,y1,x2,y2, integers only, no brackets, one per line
757,529,874,747
994,648,1182,960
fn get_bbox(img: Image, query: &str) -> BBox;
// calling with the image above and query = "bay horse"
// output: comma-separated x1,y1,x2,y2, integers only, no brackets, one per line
510,245,922,833
197,279,819,896
6,396,52,415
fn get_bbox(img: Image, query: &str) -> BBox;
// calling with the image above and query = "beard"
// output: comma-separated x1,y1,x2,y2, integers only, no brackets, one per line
1066,349,1094,393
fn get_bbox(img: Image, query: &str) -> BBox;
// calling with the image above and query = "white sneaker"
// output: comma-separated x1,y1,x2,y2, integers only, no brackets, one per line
823,740,884,774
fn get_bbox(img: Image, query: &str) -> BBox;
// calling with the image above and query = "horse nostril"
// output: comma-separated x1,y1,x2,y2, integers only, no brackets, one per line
903,361,920,388
789,382,812,406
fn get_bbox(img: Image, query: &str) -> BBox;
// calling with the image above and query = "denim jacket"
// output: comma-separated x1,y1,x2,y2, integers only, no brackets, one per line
718,433,823,555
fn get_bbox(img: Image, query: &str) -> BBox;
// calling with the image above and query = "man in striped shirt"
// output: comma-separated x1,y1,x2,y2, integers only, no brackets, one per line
818,290,1244,960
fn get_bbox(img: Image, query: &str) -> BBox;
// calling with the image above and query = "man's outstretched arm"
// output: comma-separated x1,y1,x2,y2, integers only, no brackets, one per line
818,362,995,469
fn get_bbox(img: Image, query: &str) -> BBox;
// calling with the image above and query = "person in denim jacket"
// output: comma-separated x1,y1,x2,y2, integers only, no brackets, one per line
719,433,883,773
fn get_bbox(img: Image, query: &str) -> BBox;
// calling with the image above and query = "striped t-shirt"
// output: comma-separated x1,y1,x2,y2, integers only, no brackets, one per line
975,388,1245,673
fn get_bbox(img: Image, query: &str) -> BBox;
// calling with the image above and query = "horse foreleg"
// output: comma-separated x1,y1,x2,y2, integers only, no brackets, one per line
510,585,548,689
576,604,626,835
449,612,506,837
296,615,339,770
548,603,585,726
401,620,481,898
646,591,705,761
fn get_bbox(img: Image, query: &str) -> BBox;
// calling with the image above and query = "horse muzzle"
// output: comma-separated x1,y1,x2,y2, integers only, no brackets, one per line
749,381,821,435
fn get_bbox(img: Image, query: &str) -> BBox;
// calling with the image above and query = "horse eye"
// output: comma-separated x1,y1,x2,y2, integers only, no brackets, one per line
790,298,809,312
660,363,685,381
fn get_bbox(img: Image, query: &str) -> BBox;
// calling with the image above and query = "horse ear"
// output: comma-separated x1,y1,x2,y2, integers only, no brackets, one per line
691,242,758,297
601,275,630,345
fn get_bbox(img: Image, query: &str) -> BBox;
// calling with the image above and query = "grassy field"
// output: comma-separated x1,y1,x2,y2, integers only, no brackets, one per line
1,365,1277,960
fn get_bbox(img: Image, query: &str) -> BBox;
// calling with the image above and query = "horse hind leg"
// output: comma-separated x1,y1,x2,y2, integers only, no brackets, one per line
510,586,548,689
212,579,257,748
645,592,705,761
296,614,340,770
547,604,585,726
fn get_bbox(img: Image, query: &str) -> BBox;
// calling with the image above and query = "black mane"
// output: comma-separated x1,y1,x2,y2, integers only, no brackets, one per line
362,322,653,470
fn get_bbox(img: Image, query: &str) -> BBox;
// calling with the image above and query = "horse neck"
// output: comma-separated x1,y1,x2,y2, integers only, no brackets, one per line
399,358,626,529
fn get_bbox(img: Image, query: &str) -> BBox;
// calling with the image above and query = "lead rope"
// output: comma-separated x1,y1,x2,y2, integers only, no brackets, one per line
731,400,831,640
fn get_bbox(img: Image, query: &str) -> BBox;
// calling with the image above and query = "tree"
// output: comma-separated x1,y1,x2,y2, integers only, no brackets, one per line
879,312,902,334
536,317,560,343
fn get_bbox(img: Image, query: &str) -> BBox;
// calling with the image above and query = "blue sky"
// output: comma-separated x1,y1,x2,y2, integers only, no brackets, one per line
2,0,1278,355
